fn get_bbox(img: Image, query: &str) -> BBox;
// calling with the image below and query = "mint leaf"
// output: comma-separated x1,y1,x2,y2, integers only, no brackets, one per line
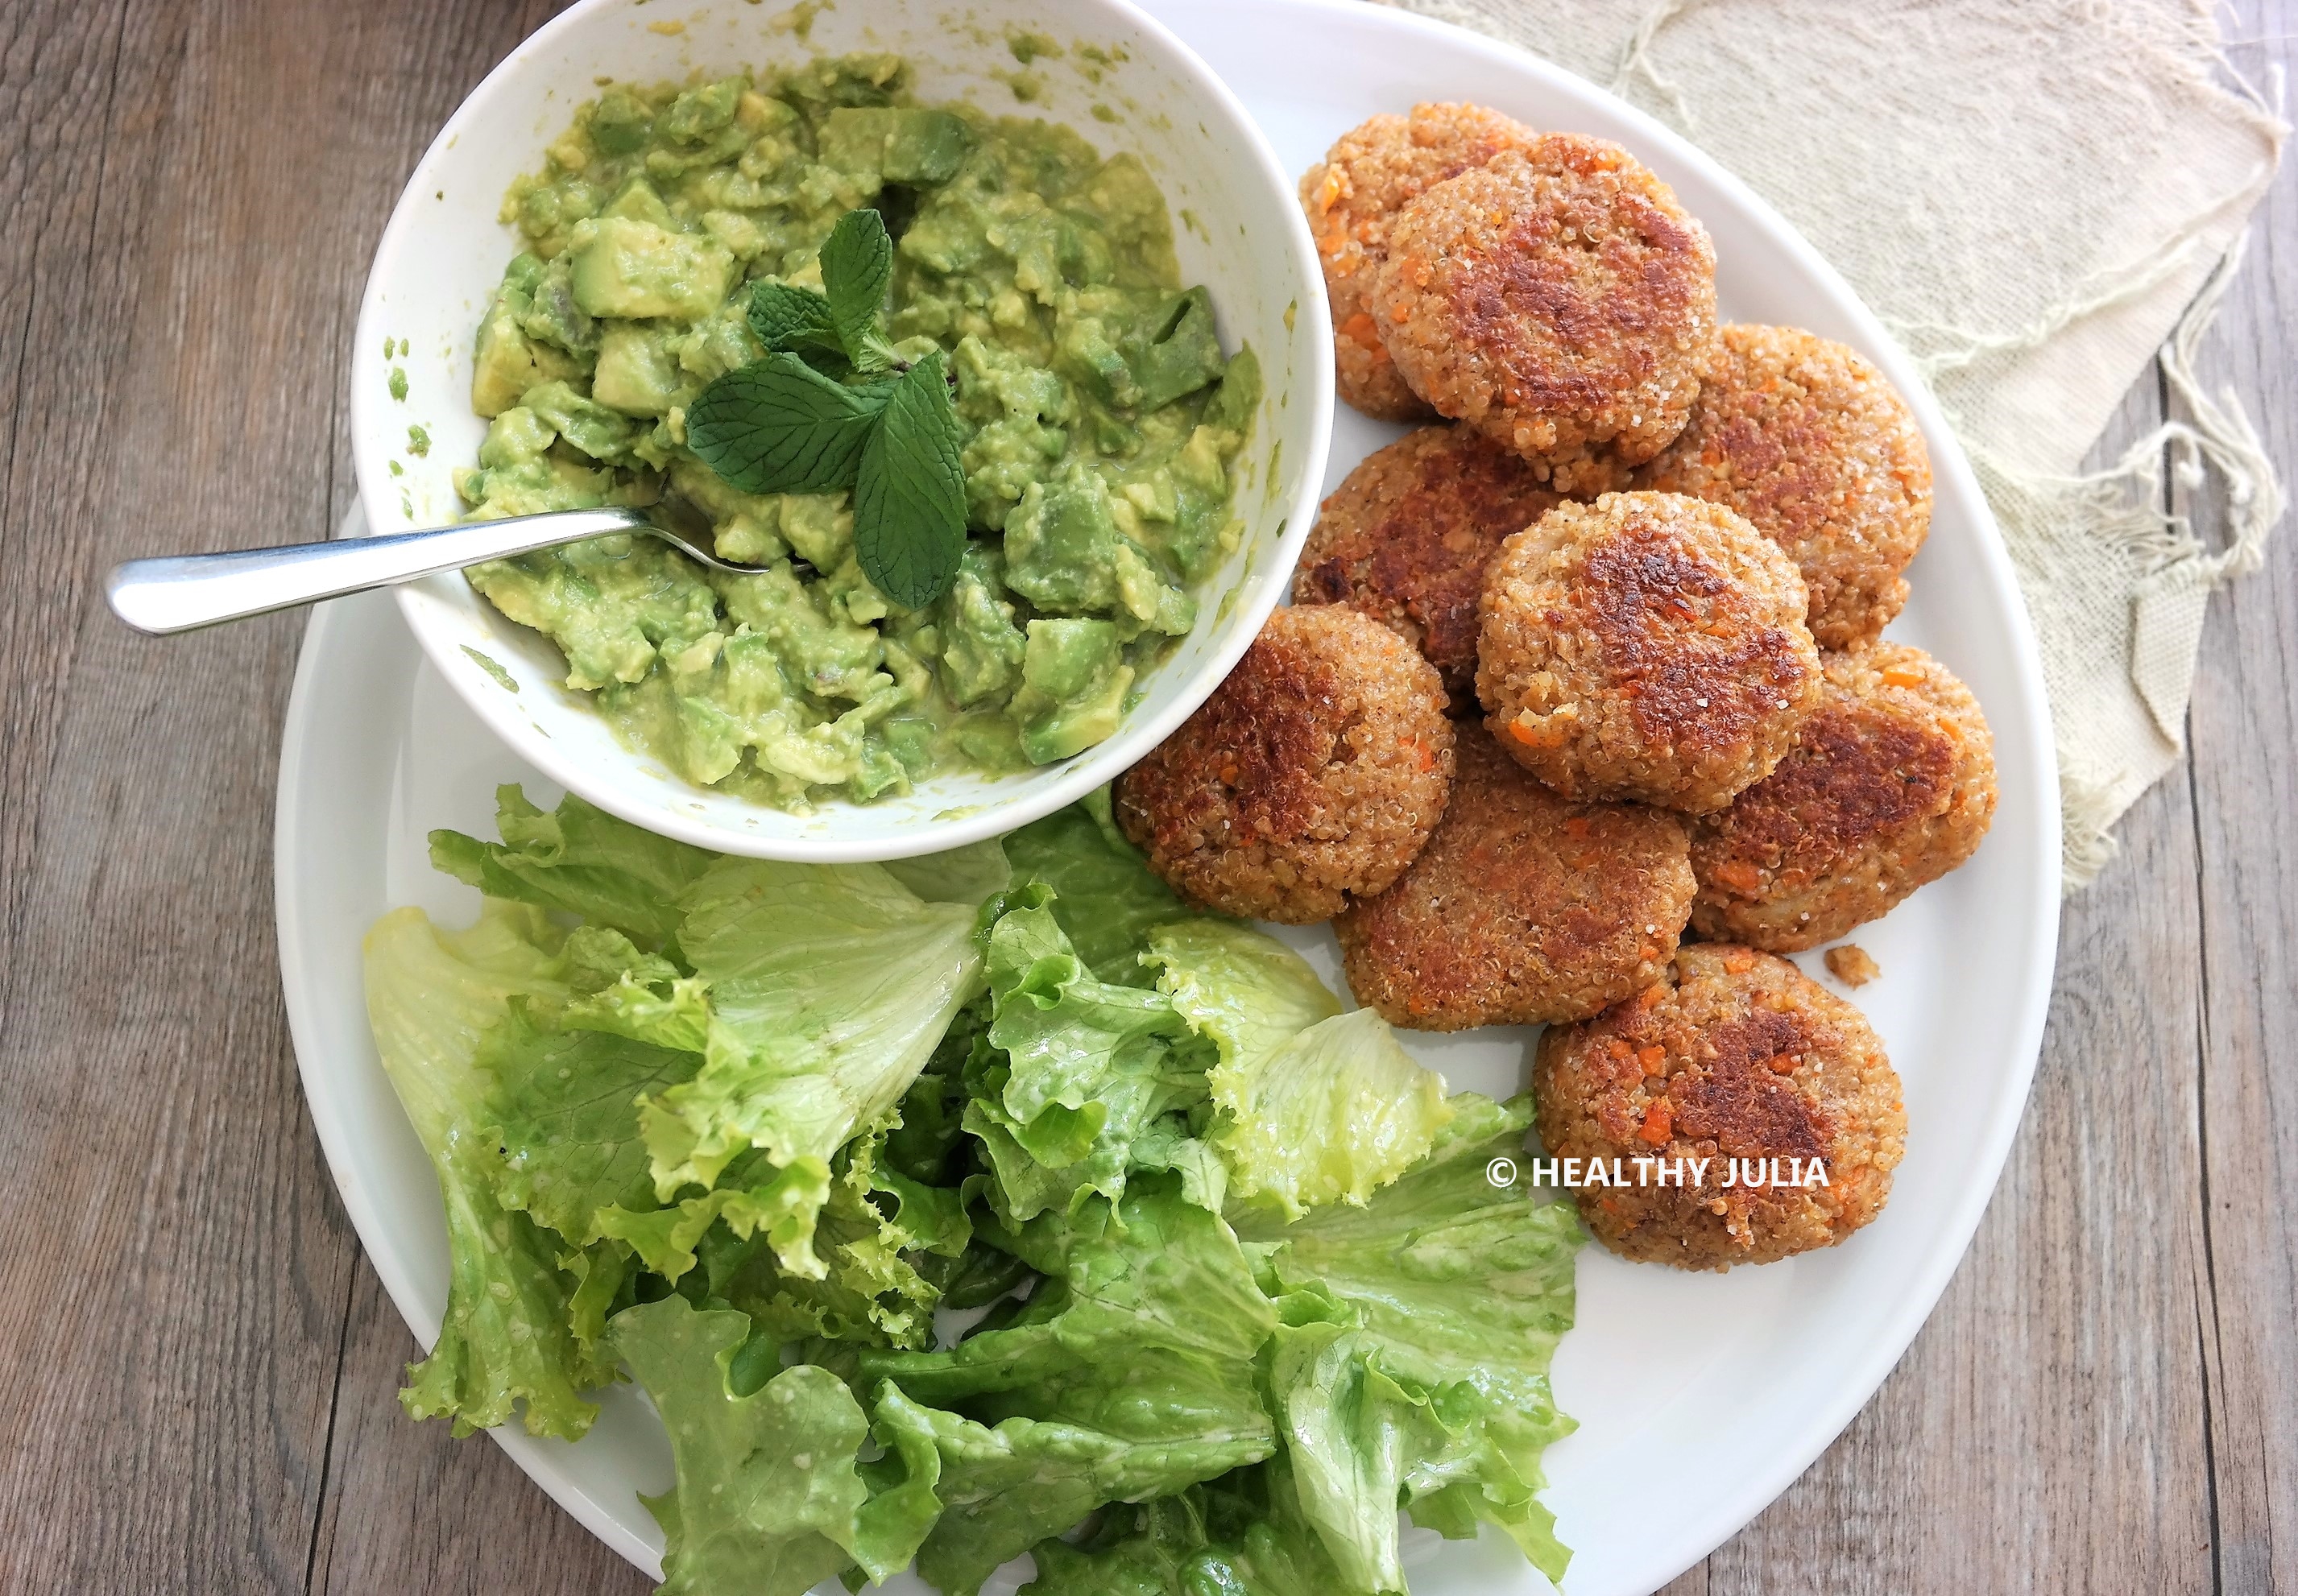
747,281,843,355
821,209,896,370
852,351,967,607
686,352,888,495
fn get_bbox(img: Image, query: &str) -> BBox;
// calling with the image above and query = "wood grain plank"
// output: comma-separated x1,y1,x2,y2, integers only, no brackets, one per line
0,0,586,1588
0,0,366,1590
2176,6,2298,1590
309,1266,649,1596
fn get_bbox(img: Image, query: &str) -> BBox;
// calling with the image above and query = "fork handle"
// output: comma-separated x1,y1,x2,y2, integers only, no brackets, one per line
105,506,650,635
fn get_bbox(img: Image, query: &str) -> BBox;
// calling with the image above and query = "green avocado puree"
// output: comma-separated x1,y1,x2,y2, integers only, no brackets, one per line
454,54,1259,808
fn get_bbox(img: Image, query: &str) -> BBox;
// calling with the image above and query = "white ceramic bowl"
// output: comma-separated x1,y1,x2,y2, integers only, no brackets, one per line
349,0,1331,862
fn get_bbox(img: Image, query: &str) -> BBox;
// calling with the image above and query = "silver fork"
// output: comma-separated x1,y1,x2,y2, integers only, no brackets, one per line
105,506,770,635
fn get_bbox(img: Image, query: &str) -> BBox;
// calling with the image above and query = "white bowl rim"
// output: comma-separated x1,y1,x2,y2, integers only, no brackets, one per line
347,0,1334,864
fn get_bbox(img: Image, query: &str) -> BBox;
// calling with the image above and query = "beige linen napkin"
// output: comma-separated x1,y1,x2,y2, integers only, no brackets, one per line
1376,0,2285,886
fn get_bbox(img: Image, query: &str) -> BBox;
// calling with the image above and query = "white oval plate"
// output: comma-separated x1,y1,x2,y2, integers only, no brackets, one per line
279,4,2060,1592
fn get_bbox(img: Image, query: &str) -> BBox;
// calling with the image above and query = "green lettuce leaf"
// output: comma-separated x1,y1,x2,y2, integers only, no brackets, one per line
557,924,713,1053
740,1123,954,1350
881,837,1014,905
874,1387,1272,1596
428,785,715,949
636,1114,969,1353
641,856,987,1203
967,893,1215,1222
1214,1008,1451,1220
595,1154,832,1284
988,895,1195,1126
862,1180,1280,1594
1001,794,1192,986
563,1241,638,1364
1241,1097,1582,1584
1262,1313,1455,1594
1149,922,1450,1218
883,994,988,1188
484,999,701,1247
1147,919,1343,1060
1024,1493,1219,1596
362,903,611,1440
1021,1467,1337,1596
610,1296,942,1595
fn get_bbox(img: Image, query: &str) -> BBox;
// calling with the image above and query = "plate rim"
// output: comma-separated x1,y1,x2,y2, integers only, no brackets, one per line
1191,2,2061,1586
281,2,2064,1589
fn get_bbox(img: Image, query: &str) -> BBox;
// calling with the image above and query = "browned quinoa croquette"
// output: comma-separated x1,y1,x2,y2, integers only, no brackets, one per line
1636,325,1934,649
1533,944,1906,1270
1115,606,1454,924
1293,427,1565,705
1477,490,1823,813
1689,642,1997,950
1298,104,1543,421
1338,730,1694,1030
1372,138,1716,489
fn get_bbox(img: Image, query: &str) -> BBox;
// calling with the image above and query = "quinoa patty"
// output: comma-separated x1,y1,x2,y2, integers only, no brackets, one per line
1294,426,1565,704
1298,104,1542,421
1338,730,1693,1029
1477,490,1822,812
1372,138,1716,489
1533,944,1906,1270
1636,325,1932,649
1116,606,1453,923
1690,642,1996,949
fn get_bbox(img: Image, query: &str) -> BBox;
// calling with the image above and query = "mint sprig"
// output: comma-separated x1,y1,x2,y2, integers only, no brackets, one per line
819,209,902,374
686,208,970,606
684,354,889,494
745,283,843,361
855,352,967,607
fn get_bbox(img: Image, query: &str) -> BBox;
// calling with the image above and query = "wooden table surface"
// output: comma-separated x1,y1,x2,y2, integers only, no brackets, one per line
2,2,2291,1592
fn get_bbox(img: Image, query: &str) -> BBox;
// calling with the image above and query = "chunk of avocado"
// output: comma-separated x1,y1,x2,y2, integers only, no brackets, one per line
1011,618,1132,763
587,87,653,155
520,381,639,463
1124,287,1227,411
473,309,540,419
1004,466,1182,628
567,217,735,321
1004,468,1123,612
592,324,683,416
477,405,557,469
820,107,975,188
517,256,602,356
472,255,548,417
936,547,1028,706
601,176,674,228
660,78,743,147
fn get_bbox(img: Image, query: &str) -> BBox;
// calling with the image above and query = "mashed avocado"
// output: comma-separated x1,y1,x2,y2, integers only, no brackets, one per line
455,55,1259,808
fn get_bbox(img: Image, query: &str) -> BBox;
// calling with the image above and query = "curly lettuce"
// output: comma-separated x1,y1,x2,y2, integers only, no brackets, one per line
362,902,612,1440
1148,920,1451,1218
362,790,1584,1596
